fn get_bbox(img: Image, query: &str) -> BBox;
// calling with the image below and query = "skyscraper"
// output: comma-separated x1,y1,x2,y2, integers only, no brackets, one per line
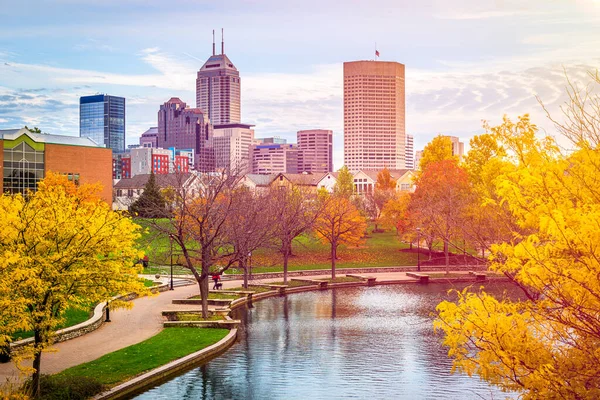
80,94,125,153
196,30,241,126
157,97,213,172
211,123,255,172
343,60,405,170
297,129,333,173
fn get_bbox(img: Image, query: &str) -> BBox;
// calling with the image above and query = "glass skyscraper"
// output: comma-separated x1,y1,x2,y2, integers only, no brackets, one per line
80,94,125,153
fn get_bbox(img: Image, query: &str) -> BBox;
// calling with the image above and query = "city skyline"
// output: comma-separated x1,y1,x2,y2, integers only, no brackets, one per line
1,1,600,169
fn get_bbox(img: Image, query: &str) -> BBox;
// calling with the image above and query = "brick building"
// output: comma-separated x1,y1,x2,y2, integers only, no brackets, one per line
1,127,112,203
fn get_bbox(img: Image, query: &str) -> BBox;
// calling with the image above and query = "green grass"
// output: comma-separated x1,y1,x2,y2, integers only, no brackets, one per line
175,314,225,322
143,278,158,287
322,276,363,283
142,265,193,275
57,328,229,386
232,285,271,293
11,305,94,341
136,218,483,274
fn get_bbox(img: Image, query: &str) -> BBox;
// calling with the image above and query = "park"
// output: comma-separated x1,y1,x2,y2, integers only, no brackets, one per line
2,87,600,400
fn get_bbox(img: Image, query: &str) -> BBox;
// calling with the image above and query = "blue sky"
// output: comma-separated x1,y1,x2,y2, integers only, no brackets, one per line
1,0,599,168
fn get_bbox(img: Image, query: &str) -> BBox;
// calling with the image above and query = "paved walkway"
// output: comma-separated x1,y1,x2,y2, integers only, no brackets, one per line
0,270,473,384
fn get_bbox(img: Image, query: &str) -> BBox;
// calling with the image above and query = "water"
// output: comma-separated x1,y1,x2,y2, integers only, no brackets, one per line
134,282,520,399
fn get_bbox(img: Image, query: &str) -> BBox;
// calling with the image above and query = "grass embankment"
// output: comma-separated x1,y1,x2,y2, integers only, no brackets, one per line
11,306,93,341
137,219,421,274
57,328,229,386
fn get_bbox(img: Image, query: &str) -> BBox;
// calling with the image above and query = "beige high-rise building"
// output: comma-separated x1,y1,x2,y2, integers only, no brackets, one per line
443,135,465,160
196,30,241,125
343,60,405,170
211,123,255,172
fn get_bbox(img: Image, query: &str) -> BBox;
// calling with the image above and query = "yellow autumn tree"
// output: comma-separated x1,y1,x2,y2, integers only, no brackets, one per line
435,108,600,399
418,135,456,172
0,173,147,397
314,194,366,279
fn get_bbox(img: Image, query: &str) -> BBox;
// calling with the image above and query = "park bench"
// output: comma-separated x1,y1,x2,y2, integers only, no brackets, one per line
406,272,430,284
346,274,377,286
291,278,328,289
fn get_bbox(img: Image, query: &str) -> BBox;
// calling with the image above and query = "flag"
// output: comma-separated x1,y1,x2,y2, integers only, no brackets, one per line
375,49,380,57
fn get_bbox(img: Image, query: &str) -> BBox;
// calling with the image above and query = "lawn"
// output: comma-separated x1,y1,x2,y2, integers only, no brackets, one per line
11,305,94,341
57,328,229,386
137,219,424,274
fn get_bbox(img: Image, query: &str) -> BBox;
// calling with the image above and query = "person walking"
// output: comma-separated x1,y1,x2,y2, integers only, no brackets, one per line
212,272,221,290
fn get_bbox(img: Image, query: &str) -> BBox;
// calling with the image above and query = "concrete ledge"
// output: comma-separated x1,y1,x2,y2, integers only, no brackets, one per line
345,274,377,286
406,273,430,283
172,298,233,306
248,284,287,295
93,328,238,400
210,290,254,295
163,320,240,329
469,271,487,281
291,278,328,289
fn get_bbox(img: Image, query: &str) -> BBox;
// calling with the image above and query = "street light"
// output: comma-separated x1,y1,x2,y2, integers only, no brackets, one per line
169,235,174,291
416,227,421,272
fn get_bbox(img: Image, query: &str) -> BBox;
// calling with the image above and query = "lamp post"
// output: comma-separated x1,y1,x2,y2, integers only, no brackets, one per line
416,227,421,272
105,301,111,322
169,235,174,291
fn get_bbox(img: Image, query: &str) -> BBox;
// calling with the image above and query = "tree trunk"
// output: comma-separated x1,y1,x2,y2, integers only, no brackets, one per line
283,243,289,284
444,239,449,275
241,258,248,289
200,254,209,319
31,330,43,398
331,244,336,280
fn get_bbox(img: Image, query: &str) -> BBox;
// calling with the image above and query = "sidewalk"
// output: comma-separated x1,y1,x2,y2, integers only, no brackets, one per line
0,270,473,384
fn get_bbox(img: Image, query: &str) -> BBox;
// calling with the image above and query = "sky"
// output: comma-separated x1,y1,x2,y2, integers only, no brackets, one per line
1,0,599,169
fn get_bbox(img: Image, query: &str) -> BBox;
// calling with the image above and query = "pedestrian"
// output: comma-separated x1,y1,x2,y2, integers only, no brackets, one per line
212,272,221,290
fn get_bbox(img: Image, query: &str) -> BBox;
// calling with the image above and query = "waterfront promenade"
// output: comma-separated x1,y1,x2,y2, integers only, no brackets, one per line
0,270,470,384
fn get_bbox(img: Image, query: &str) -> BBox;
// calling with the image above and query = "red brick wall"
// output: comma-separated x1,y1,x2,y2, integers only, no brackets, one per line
45,144,113,204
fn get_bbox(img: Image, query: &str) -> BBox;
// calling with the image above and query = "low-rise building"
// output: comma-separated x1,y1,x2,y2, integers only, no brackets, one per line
113,172,194,210
1,127,112,203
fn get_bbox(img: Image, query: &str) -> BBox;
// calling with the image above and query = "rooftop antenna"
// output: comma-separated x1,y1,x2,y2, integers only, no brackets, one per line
221,28,224,54
212,30,215,56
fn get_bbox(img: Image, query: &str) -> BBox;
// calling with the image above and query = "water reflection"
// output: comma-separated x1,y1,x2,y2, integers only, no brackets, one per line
134,282,519,400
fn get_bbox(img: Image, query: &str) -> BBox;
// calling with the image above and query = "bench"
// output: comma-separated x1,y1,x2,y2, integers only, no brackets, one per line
346,274,377,286
291,278,328,289
406,272,429,283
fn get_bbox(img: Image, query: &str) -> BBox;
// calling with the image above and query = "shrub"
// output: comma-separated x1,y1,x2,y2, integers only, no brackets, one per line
23,375,104,400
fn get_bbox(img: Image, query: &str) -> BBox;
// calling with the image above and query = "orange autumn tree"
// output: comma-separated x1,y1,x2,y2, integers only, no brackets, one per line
380,192,412,245
409,159,471,273
314,193,366,279
0,173,147,396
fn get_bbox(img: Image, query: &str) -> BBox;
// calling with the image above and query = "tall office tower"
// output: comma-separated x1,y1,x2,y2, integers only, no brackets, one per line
211,123,254,172
251,143,300,174
157,97,213,172
405,134,414,169
343,61,405,170
196,30,241,125
443,135,465,159
80,94,126,153
297,129,333,173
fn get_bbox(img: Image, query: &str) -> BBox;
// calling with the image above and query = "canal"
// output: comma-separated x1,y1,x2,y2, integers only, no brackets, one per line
134,281,520,399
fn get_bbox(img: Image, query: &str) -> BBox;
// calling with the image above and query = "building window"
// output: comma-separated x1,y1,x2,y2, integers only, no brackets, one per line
2,140,45,195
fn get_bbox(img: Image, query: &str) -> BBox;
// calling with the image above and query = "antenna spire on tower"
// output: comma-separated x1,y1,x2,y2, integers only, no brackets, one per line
212,30,215,56
221,28,224,54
